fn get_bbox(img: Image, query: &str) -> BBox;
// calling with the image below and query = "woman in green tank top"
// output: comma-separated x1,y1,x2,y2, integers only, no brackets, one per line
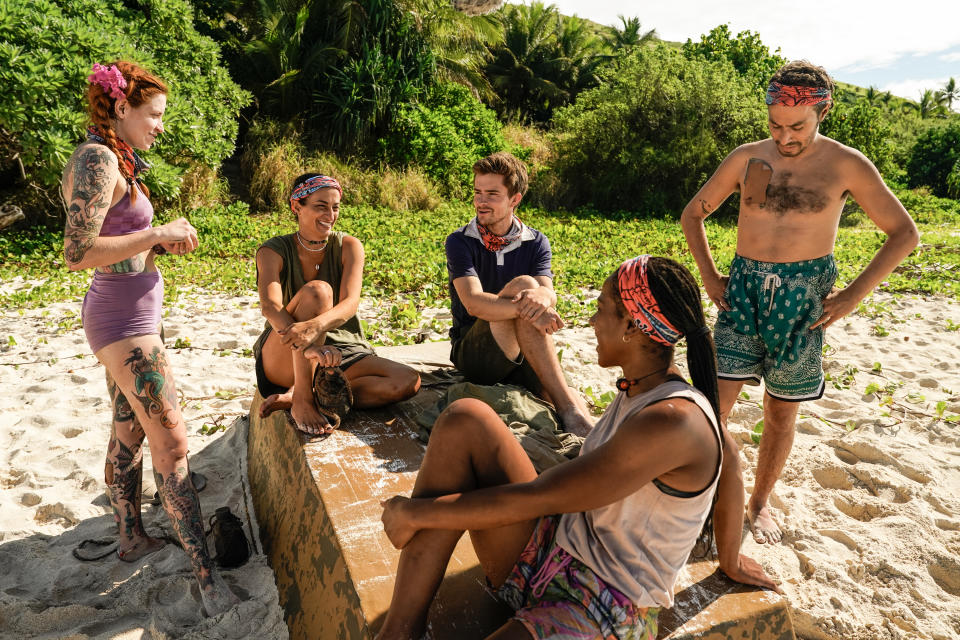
254,173,421,434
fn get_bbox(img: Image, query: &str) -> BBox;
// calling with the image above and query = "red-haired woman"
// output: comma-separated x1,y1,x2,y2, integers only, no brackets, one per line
61,61,238,616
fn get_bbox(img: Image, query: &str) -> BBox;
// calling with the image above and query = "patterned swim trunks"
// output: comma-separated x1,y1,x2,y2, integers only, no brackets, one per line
497,515,659,640
714,254,838,401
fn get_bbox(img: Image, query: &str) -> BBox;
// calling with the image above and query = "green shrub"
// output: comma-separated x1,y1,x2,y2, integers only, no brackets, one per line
545,45,767,214
0,0,249,224
379,83,507,198
681,24,785,92
946,159,960,200
820,100,897,176
907,121,960,196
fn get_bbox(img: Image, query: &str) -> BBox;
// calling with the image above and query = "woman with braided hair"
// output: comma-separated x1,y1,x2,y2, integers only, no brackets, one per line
61,61,238,616
377,256,778,640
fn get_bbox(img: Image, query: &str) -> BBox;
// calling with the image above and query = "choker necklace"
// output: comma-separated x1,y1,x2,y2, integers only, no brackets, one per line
616,367,668,391
296,232,327,252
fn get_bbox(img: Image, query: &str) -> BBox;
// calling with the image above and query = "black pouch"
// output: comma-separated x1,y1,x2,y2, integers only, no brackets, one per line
210,506,250,568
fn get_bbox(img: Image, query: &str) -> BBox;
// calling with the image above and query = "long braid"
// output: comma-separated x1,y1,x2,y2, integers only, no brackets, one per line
644,257,722,558
85,61,167,203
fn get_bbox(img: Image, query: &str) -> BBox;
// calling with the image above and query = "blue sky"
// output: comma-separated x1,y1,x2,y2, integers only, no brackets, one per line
544,0,960,104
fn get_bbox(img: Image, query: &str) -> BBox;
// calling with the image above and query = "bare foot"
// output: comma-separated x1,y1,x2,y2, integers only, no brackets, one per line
291,397,332,436
559,407,594,437
259,390,293,418
200,570,241,617
747,503,782,544
116,534,167,562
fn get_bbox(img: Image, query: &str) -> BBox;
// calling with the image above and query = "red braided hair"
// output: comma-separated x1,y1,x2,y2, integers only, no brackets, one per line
86,60,167,203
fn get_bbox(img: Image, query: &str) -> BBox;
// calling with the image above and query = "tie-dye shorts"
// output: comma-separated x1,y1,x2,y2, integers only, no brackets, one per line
497,515,659,640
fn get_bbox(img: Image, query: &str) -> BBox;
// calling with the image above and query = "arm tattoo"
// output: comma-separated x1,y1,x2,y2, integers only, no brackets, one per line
700,199,713,215
64,147,115,267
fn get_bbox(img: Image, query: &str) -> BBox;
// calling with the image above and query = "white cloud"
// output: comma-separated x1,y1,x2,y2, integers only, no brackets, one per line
546,0,960,73
881,77,950,102
941,52,960,63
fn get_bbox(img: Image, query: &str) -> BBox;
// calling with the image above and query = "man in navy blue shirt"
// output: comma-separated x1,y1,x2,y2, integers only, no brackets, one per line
445,152,593,436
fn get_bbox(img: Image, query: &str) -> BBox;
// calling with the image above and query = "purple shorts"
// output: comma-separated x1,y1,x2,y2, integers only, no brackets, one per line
81,270,163,354
497,515,659,640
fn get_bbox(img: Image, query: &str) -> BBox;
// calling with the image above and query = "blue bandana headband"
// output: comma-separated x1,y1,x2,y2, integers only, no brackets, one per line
289,175,342,211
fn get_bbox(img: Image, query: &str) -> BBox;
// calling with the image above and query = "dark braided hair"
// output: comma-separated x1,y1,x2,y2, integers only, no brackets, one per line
86,60,167,203
610,256,721,557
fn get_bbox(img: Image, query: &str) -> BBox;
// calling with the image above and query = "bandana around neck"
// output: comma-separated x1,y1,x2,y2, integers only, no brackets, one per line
476,216,523,253
86,126,150,183
765,82,832,107
616,255,682,347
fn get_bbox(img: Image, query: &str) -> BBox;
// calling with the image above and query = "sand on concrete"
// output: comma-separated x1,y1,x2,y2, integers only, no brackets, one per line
1,277,958,640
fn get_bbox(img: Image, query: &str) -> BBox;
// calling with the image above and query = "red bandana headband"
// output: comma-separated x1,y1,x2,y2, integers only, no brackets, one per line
616,256,682,347
476,216,523,253
765,82,832,107
289,175,342,210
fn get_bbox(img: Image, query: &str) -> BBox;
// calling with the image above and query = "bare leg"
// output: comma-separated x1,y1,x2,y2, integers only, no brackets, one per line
260,280,333,434
489,276,593,436
377,399,539,640
342,355,421,409
748,393,800,544
104,371,166,561
717,378,746,427
98,336,239,616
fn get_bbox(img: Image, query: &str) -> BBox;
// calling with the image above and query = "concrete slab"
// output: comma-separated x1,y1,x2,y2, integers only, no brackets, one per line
248,355,796,640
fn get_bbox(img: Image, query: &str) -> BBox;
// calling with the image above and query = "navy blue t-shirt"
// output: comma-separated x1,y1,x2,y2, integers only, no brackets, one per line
445,219,553,342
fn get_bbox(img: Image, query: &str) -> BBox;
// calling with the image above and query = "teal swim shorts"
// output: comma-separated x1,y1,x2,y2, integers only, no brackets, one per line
714,254,837,402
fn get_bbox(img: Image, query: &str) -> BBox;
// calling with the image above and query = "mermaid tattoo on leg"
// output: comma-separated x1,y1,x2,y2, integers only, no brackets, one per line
124,346,180,429
105,371,167,561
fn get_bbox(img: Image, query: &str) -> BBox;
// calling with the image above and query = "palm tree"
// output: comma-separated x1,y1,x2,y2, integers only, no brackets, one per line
864,85,880,106
936,77,958,111
604,15,657,49
405,0,502,100
909,89,946,119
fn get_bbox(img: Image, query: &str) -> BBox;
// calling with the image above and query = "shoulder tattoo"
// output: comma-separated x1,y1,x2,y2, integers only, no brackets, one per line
64,147,115,266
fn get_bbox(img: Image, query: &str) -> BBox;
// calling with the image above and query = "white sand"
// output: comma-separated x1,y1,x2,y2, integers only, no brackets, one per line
1,279,958,640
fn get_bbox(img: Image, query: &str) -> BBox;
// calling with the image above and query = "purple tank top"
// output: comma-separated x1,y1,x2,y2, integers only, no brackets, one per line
99,182,153,236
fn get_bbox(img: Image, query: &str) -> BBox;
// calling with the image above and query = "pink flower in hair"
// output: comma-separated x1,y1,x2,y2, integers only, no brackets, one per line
87,63,128,100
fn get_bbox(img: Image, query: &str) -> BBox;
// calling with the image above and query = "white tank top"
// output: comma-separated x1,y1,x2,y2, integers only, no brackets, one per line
555,379,722,608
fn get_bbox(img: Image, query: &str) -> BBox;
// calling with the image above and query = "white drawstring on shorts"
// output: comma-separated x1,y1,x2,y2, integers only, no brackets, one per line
761,273,782,313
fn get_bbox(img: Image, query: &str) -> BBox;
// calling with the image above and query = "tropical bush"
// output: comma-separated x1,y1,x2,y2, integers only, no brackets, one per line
820,100,897,177
379,83,507,198
228,0,433,153
906,121,960,197
0,0,249,224
545,45,767,214
682,24,785,92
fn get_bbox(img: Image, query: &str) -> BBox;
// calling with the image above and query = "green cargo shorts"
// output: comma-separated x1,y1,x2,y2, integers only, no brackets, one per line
451,319,544,395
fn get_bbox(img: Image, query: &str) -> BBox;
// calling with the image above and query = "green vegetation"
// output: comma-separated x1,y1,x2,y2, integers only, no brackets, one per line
2,0,959,346
0,0,249,221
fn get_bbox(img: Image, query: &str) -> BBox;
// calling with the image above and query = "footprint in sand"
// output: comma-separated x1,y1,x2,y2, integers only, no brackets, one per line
60,427,83,439
33,502,80,527
812,466,855,491
816,398,847,411
917,377,939,389
819,528,861,552
20,492,41,507
833,494,896,522
935,518,960,531
827,439,932,484
927,555,960,596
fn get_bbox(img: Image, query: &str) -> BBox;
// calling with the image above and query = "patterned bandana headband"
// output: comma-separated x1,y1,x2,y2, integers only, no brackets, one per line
88,63,127,101
765,82,832,107
86,126,150,184
476,216,523,253
616,255,682,347
289,175,342,211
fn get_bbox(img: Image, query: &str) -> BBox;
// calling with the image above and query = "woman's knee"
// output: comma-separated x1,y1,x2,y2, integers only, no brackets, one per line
147,430,190,464
292,280,334,314
434,398,499,439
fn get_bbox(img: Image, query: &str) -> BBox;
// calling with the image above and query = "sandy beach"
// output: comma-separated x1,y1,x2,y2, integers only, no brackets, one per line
1,278,958,639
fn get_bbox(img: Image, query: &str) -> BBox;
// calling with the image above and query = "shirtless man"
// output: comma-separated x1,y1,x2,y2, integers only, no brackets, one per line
446,152,593,436
681,60,919,544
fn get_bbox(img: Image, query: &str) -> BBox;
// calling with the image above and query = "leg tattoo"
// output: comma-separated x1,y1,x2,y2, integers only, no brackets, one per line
124,346,180,429
105,373,148,542
154,465,215,589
